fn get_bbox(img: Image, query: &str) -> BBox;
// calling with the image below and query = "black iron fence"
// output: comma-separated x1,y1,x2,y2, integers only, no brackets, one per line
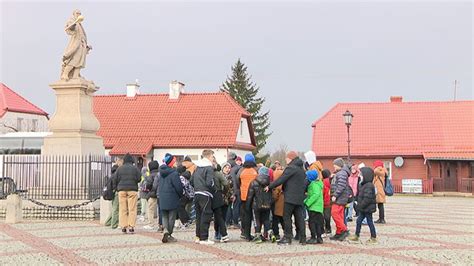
1,155,112,200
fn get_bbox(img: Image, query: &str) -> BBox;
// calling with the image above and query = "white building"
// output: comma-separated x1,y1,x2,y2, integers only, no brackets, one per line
93,81,256,167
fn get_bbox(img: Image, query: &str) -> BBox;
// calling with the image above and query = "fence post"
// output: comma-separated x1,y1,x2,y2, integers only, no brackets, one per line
6,194,22,224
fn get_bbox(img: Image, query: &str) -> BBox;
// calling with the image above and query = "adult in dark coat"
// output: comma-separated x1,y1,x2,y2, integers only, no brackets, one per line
159,153,183,243
267,151,307,245
349,167,377,242
116,153,141,234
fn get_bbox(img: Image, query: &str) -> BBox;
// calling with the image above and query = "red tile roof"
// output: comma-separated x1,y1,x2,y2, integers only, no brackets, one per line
423,151,474,161
0,83,48,118
93,92,256,155
312,100,474,157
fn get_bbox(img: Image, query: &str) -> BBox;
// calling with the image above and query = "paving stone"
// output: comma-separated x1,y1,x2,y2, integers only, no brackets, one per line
12,222,99,231
0,253,62,265
29,225,121,238
0,232,12,241
0,241,34,254
396,249,473,264
47,234,158,249
269,253,417,265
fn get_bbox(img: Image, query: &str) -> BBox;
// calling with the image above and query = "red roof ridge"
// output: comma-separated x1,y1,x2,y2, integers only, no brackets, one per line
94,91,229,97
336,99,474,105
222,92,251,117
0,83,48,116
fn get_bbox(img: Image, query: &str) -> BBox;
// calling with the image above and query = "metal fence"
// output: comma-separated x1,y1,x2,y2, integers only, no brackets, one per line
1,155,112,200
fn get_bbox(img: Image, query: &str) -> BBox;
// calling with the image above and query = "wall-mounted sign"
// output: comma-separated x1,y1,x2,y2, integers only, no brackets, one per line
402,179,422,193
394,156,404,167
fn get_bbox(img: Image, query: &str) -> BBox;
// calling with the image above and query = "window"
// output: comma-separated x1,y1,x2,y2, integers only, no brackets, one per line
17,118,23,131
240,120,244,136
32,119,38,132
383,161,392,179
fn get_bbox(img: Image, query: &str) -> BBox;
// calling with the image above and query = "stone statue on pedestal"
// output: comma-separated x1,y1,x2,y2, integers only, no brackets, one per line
61,9,92,81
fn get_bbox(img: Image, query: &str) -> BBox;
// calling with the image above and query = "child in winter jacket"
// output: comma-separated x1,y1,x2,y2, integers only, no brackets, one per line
349,167,377,243
304,170,324,244
246,167,272,244
322,169,332,234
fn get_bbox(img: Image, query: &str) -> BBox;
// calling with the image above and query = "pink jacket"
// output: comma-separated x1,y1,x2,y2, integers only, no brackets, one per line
348,167,360,196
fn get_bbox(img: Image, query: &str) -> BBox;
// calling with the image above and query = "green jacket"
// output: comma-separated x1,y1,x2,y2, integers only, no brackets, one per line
304,180,324,213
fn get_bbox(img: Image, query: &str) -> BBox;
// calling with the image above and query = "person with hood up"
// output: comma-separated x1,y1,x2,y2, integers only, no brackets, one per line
321,169,332,235
191,150,217,245
304,170,324,244
266,151,307,246
212,160,230,242
347,164,361,222
143,160,160,230
330,158,351,241
373,160,387,224
158,153,183,243
246,166,272,244
236,153,259,241
116,153,141,234
348,167,377,243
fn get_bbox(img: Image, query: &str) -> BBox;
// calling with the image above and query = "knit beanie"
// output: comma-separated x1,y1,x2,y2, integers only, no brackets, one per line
148,160,159,171
287,151,298,161
304,151,317,165
163,153,176,167
333,158,345,168
322,169,331,179
228,152,237,161
258,166,270,176
244,153,256,164
221,162,231,170
306,170,318,182
373,160,384,169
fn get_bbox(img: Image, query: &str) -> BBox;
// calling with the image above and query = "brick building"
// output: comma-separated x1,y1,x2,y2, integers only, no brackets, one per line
311,96,474,194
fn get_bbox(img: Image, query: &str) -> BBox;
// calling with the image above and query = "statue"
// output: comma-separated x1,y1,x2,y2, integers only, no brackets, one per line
60,10,92,81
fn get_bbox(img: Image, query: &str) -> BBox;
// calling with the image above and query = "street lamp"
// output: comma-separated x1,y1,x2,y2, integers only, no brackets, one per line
343,110,353,162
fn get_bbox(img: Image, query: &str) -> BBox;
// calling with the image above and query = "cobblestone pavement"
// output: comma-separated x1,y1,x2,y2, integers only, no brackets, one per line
1,196,473,265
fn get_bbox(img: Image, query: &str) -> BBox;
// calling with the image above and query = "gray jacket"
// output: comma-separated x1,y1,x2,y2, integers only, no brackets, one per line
331,165,351,205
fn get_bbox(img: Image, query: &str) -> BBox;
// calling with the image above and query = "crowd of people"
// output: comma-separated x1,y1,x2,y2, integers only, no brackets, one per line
104,149,390,245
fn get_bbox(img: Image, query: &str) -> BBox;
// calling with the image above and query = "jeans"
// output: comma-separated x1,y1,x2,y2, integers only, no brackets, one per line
240,201,253,239
355,212,376,238
283,203,306,241
323,207,332,233
118,191,138,229
226,197,241,226
308,211,324,239
195,194,213,241
377,203,385,220
331,204,347,234
162,209,177,235
347,202,354,219
213,205,228,237
254,209,270,234
105,192,119,228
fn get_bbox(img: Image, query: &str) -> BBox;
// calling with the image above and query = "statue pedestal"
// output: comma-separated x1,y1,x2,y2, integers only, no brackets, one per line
42,78,104,155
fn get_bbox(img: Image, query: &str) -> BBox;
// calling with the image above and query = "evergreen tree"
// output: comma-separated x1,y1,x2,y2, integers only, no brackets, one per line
221,59,271,154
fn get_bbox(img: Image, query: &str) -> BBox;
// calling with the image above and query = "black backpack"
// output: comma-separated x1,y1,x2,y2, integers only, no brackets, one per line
102,176,115,201
254,186,272,210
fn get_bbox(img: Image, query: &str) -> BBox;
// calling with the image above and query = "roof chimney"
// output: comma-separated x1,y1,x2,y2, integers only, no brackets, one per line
390,96,403,103
169,80,185,100
126,80,140,97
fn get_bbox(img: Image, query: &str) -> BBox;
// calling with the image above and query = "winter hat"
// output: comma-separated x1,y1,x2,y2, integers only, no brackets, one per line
304,151,317,165
373,160,384,169
258,166,270,176
306,170,318,182
177,165,187,174
236,156,242,162
183,156,193,163
322,169,331,179
274,160,281,165
228,152,237,161
333,158,345,168
221,162,232,170
123,153,134,164
163,153,176,167
148,160,159,171
244,153,256,164
360,167,374,183
287,151,298,161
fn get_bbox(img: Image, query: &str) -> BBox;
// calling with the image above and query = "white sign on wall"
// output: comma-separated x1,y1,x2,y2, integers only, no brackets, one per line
402,179,423,194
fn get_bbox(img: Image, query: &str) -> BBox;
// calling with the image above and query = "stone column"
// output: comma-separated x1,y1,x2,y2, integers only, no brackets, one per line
42,79,104,155
6,194,22,224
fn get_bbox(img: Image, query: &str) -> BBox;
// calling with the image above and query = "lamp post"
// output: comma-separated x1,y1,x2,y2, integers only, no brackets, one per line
343,110,353,162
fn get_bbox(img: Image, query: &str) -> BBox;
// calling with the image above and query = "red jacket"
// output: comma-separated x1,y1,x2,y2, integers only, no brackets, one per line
323,178,331,208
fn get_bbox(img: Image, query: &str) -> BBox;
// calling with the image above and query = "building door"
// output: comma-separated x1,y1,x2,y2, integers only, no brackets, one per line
442,161,458,191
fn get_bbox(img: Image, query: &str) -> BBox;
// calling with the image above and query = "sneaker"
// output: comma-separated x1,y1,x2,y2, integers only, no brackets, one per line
220,235,230,243
121,228,127,234
307,238,318,245
199,239,215,245
277,237,291,246
162,233,169,243
338,230,349,241
316,237,323,244
194,237,200,243
240,234,247,240
348,235,359,241
366,237,377,244
252,234,262,242
329,234,341,241
128,228,135,234
379,220,386,224
168,235,177,243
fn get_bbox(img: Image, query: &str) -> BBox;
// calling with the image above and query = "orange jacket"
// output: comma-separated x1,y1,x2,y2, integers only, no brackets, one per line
239,167,258,201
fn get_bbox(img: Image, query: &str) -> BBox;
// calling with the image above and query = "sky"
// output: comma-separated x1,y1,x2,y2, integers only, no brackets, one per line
1,0,472,154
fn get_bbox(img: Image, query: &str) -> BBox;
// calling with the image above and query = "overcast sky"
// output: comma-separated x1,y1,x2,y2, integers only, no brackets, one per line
1,1,472,153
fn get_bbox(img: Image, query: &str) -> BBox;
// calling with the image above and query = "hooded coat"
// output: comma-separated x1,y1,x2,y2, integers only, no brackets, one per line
191,158,216,198
356,167,377,213
331,165,351,205
272,168,285,216
304,180,324,213
158,164,183,211
246,174,271,210
269,157,306,206
116,154,141,192
211,170,228,209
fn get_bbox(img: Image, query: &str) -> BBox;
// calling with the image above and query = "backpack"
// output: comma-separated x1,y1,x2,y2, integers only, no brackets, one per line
384,175,394,196
254,186,272,210
102,176,115,201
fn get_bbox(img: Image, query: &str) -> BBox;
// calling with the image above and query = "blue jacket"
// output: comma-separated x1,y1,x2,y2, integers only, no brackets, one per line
158,165,183,211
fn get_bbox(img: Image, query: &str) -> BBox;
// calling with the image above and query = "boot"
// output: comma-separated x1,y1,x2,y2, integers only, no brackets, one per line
316,237,323,244
307,238,318,245
348,234,359,241
330,233,341,241
277,237,291,246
